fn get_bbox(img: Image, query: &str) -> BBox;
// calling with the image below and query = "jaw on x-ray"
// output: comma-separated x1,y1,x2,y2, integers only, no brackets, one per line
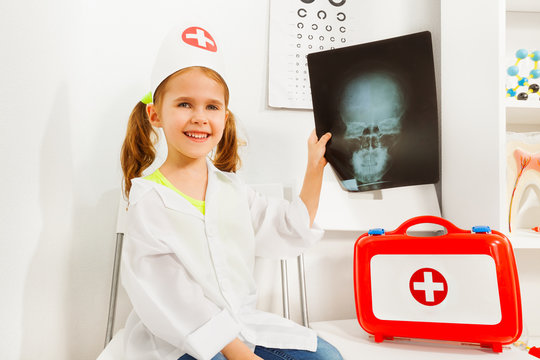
308,31,439,192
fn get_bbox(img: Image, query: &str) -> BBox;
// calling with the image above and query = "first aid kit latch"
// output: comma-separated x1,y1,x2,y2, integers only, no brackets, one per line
368,228,385,236
472,225,491,234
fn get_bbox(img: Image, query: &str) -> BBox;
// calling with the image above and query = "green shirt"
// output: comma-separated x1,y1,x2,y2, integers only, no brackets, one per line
144,169,205,214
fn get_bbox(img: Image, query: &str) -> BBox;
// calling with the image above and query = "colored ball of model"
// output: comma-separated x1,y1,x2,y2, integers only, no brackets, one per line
507,66,519,76
516,49,529,59
517,92,529,100
529,84,540,93
532,51,540,62
531,69,540,79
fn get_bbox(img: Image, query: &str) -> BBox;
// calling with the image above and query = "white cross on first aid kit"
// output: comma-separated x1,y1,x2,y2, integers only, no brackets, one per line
354,216,522,353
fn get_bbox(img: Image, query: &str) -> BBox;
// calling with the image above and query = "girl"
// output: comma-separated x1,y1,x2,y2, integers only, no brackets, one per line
120,24,342,360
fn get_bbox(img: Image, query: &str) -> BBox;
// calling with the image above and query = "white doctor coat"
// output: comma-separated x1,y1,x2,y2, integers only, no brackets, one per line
121,160,324,360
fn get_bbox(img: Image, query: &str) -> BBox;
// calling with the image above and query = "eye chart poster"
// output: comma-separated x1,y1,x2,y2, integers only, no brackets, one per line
268,0,440,111
268,0,357,109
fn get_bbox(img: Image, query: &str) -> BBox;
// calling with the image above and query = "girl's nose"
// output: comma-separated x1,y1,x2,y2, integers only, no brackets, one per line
191,108,208,124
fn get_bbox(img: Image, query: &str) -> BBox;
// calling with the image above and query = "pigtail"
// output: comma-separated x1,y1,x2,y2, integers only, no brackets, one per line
120,101,158,198
213,111,242,173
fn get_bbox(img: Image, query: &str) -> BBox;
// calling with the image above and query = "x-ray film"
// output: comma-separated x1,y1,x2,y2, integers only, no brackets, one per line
308,31,439,192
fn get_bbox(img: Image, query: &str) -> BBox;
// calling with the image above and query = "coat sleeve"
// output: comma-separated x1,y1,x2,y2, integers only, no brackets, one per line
247,186,325,259
121,202,240,360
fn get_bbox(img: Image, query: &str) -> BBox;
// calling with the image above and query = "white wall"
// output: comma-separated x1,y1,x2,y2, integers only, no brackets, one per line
0,1,315,358
2,1,537,359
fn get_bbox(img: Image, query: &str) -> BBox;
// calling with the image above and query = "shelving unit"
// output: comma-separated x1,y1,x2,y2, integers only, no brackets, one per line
439,0,540,342
506,0,540,13
508,231,540,249
505,0,540,249
506,101,540,127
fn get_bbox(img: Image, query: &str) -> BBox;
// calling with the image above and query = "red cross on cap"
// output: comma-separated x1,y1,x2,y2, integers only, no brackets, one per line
181,27,217,52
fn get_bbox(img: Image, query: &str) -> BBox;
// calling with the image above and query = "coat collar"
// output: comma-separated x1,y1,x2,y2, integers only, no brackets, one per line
129,158,235,219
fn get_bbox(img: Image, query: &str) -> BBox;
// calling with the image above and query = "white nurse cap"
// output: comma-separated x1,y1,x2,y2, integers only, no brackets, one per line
142,23,226,104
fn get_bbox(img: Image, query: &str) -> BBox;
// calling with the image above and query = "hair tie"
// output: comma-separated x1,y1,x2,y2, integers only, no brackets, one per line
141,91,153,105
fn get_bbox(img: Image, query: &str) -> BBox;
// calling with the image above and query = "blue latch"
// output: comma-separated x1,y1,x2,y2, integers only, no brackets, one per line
368,228,385,235
472,226,491,234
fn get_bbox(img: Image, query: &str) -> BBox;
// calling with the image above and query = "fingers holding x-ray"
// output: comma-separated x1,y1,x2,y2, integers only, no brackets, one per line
307,129,332,169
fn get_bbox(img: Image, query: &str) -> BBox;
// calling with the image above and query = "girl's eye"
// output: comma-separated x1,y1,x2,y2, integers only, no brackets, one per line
178,102,190,108
207,104,219,110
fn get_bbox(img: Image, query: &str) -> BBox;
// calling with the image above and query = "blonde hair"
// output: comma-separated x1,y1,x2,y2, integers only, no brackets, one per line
120,66,242,198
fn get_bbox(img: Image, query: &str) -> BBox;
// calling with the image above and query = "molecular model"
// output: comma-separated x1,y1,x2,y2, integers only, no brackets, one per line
506,49,540,100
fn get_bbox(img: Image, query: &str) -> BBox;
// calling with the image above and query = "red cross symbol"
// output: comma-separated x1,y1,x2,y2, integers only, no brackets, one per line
409,268,448,306
182,27,217,52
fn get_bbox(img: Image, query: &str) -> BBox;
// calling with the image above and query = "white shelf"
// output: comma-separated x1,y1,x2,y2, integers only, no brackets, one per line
507,230,540,249
506,0,540,12
311,319,532,359
506,98,540,109
528,336,540,347
506,99,540,126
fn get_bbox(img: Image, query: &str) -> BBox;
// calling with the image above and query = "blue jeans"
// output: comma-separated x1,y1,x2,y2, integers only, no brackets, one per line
178,336,343,360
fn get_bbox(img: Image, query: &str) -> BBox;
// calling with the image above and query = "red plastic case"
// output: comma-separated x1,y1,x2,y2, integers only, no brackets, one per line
353,216,522,352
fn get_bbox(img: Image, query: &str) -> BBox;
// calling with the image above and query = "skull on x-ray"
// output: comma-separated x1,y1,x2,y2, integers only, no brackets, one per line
339,71,406,184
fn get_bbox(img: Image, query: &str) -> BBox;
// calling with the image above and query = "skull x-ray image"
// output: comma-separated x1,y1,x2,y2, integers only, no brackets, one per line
308,31,439,192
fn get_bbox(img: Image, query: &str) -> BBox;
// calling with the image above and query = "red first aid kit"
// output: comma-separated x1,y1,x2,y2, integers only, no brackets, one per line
353,216,522,352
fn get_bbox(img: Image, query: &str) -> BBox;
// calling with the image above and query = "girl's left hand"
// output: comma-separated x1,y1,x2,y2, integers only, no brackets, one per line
307,129,332,171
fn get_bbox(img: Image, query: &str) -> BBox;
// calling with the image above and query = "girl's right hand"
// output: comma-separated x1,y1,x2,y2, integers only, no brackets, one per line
306,129,332,172
221,338,263,360
299,129,332,226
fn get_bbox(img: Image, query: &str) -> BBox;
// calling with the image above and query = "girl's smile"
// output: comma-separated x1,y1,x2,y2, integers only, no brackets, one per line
184,131,210,141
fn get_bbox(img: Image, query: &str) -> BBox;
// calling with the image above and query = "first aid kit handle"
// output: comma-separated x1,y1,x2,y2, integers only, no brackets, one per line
391,215,467,235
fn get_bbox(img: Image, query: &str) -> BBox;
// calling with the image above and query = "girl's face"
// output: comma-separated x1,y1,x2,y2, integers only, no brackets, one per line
148,68,229,165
